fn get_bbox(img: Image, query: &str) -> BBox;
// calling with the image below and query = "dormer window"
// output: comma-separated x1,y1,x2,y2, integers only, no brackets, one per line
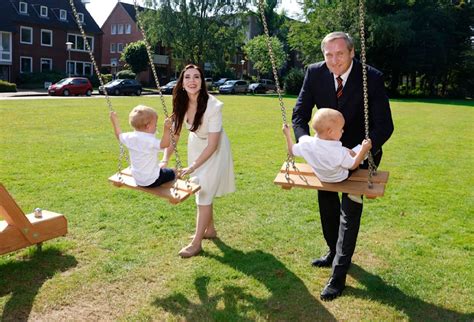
19,2,27,14
40,6,48,17
60,9,67,21
78,13,84,23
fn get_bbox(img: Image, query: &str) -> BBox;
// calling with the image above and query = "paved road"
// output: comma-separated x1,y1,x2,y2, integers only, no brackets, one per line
0,89,170,100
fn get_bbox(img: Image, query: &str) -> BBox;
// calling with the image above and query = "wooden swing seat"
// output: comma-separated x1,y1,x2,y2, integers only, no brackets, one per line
0,184,68,255
108,167,201,204
274,162,389,198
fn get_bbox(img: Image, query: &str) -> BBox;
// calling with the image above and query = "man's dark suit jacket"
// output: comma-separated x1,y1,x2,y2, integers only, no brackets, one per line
293,59,394,156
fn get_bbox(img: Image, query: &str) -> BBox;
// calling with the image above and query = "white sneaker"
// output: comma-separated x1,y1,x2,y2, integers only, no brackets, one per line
348,194,363,204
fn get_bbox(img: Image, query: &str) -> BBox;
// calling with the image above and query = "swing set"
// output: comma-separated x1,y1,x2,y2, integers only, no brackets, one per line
68,0,200,204
257,0,390,197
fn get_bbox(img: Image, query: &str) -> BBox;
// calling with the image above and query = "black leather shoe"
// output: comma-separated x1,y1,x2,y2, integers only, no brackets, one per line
320,277,345,301
311,251,335,267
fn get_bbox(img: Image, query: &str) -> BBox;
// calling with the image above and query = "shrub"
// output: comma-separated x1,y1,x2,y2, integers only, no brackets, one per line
17,70,66,85
0,80,17,92
117,70,136,79
284,68,305,95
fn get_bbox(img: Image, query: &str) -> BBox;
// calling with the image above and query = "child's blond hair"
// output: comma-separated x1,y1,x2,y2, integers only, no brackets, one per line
129,105,157,131
312,108,344,134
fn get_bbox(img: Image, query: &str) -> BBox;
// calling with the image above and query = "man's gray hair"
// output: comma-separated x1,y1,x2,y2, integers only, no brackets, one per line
321,32,354,53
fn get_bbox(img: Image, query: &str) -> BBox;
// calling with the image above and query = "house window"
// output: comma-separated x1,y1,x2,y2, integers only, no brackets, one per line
41,29,53,47
20,56,32,73
20,26,33,44
66,60,93,76
19,2,27,14
67,34,94,52
110,43,116,53
117,24,124,34
0,32,12,62
40,6,48,17
60,9,67,21
117,43,123,53
78,13,84,23
84,63,92,75
41,58,52,72
125,24,131,34
111,24,117,35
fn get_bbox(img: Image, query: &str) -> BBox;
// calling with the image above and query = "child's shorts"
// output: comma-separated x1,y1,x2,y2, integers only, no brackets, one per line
144,168,176,187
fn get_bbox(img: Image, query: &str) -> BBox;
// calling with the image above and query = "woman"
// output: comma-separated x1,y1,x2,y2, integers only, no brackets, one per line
162,64,235,258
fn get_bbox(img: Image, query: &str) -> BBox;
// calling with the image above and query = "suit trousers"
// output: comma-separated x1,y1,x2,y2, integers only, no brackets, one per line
317,150,383,282
318,191,362,281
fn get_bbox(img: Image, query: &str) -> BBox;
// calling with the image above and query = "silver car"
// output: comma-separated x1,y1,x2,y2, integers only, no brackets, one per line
219,80,248,94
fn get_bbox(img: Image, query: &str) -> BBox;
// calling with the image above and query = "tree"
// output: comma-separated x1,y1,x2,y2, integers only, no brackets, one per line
244,35,286,76
288,0,474,97
143,0,249,75
120,41,149,75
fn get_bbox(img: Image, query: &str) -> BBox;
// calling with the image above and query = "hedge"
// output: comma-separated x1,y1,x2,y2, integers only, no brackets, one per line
0,80,17,92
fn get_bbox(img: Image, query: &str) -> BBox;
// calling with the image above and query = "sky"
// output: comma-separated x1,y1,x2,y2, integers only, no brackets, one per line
85,0,303,27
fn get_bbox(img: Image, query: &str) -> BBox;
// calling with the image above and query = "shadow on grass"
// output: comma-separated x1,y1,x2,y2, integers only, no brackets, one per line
0,248,77,321
348,264,474,321
153,239,335,321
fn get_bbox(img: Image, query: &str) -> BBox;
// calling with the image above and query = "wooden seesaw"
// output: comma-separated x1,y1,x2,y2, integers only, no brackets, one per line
0,183,67,255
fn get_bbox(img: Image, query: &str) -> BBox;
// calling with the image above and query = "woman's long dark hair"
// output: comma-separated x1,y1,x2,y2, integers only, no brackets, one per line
172,64,209,135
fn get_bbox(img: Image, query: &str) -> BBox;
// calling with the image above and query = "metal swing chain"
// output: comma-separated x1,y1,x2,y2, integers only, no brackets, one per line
258,0,295,181
132,1,191,196
132,0,183,174
358,0,377,188
68,0,128,181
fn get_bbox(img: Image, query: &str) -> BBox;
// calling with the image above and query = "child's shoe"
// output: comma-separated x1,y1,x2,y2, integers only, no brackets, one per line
348,194,363,204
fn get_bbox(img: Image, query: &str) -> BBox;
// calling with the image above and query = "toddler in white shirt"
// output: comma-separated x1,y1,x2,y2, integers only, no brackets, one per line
282,108,372,203
110,105,176,187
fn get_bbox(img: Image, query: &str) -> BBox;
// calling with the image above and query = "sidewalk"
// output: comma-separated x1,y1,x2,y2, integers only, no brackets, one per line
0,89,49,98
0,88,164,98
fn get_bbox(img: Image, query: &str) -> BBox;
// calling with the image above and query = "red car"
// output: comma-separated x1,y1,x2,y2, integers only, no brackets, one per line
48,77,93,96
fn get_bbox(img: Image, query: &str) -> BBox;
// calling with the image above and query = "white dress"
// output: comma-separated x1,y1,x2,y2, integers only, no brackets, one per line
186,95,235,205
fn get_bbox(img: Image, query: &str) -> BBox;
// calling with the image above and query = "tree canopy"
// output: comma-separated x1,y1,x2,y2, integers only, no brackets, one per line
287,0,474,97
143,0,249,75
244,35,287,76
120,40,149,75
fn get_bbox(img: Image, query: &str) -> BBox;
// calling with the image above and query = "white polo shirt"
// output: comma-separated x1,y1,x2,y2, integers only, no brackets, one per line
119,131,162,186
292,135,356,183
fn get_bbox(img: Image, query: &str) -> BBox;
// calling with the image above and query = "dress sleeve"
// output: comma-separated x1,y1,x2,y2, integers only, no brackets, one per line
208,100,223,133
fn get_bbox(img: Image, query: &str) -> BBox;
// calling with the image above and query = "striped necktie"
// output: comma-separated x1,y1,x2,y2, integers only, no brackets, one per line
336,76,343,99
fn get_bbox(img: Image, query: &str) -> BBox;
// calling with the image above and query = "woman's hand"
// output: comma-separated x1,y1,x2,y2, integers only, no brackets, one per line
180,163,196,177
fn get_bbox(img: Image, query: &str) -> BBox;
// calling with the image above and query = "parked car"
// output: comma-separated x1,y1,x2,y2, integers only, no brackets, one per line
99,79,142,96
219,80,248,94
248,83,266,94
48,77,93,96
213,78,229,88
261,79,277,92
160,80,177,94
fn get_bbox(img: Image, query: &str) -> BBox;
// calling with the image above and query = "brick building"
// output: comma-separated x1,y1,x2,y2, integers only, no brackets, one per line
0,0,102,83
101,1,172,85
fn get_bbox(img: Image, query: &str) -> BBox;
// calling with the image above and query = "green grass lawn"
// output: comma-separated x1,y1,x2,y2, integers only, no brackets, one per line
0,95,473,320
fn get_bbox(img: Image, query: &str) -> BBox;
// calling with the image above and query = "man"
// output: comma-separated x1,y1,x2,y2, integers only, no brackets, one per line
292,32,394,301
